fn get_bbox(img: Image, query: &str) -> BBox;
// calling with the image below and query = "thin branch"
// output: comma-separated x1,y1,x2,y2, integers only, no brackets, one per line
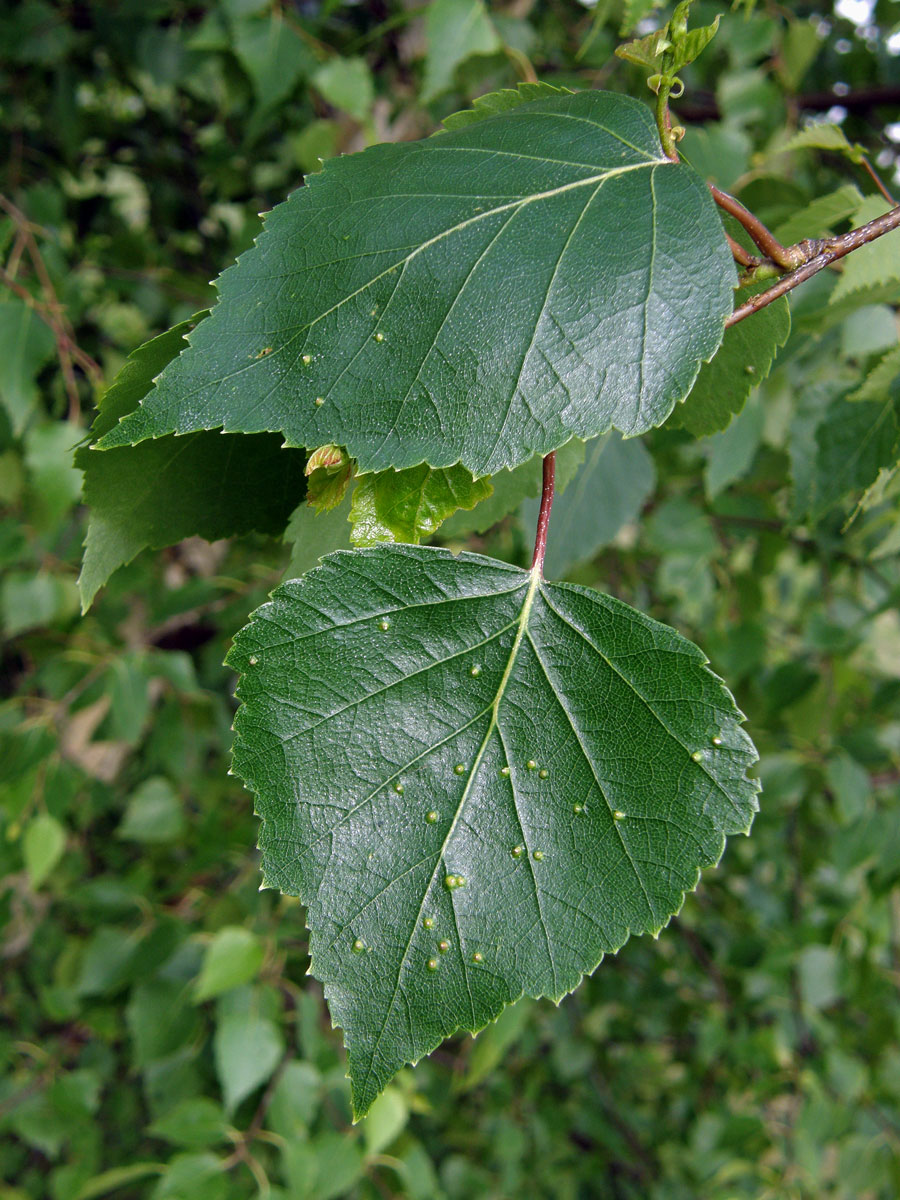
0,266,100,379
0,193,103,421
726,203,900,328
675,83,900,123
531,452,556,574
710,184,801,269
859,154,896,207
725,232,762,269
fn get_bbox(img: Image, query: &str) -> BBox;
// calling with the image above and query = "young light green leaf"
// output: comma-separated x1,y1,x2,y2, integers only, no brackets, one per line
306,445,353,513
195,927,265,1002
350,465,492,546
214,1011,284,1114
95,89,735,476
781,122,861,160
77,317,306,609
670,283,790,437
422,0,501,103
313,57,374,122
228,545,759,1117
830,197,900,305
23,812,66,888
615,26,671,71
667,12,721,75
521,434,654,577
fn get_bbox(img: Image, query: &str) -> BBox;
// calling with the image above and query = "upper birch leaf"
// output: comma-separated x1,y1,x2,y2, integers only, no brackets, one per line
97,89,735,476
227,544,759,1118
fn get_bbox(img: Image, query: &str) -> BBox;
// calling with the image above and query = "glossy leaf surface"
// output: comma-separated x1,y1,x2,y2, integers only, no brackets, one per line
228,545,759,1116
97,89,735,475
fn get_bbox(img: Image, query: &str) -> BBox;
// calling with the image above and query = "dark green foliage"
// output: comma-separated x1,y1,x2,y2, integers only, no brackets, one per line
3,1,900,1197
229,544,757,1114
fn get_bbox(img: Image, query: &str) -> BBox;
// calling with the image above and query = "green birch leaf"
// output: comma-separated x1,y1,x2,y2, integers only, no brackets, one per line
521,434,654,577
313,57,374,123
283,491,353,579
781,123,861,159
830,197,900,305
77,318,306,610
809,390,900,522
95,89,735,476
669,283,790,437
350,465,492,546
848,343,900,404
772,183,863,247
441,82,572,131
306,445,353,513
230,12,314,113
422,0,501,103
0,296,56,434
228,544,759,1117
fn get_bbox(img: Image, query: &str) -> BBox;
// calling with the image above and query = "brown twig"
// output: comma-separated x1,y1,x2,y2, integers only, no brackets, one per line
859,154,897,207
725,232,762,269
710,184,801,269
725,203,900,328
531,452,556,573
0,193,103,421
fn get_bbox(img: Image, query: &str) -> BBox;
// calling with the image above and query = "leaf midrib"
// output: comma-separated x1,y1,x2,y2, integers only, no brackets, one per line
356,566,542,1101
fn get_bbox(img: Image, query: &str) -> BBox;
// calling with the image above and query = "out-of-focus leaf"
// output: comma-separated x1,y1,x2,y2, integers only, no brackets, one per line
214,1011,284,1113
830,197,900,304
23,812,66,887
313,57,374,122
521,433,654,577
116,777,185,844
195,927,265,1002
671,285,790,437
0,297,56,433
422,0,501,102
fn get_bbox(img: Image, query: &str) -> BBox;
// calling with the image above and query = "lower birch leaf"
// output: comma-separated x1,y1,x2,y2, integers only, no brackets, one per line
227,544,759,1118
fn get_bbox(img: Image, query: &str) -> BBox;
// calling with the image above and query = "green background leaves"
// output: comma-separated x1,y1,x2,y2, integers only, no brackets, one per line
229,545,758,1115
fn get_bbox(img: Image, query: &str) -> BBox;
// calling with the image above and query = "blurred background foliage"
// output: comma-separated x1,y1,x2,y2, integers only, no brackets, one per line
3,1,900,1197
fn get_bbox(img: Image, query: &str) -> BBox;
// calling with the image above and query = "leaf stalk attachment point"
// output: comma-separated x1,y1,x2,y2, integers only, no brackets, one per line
709,185,801,270
531,451,556,575
726,202,900,328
